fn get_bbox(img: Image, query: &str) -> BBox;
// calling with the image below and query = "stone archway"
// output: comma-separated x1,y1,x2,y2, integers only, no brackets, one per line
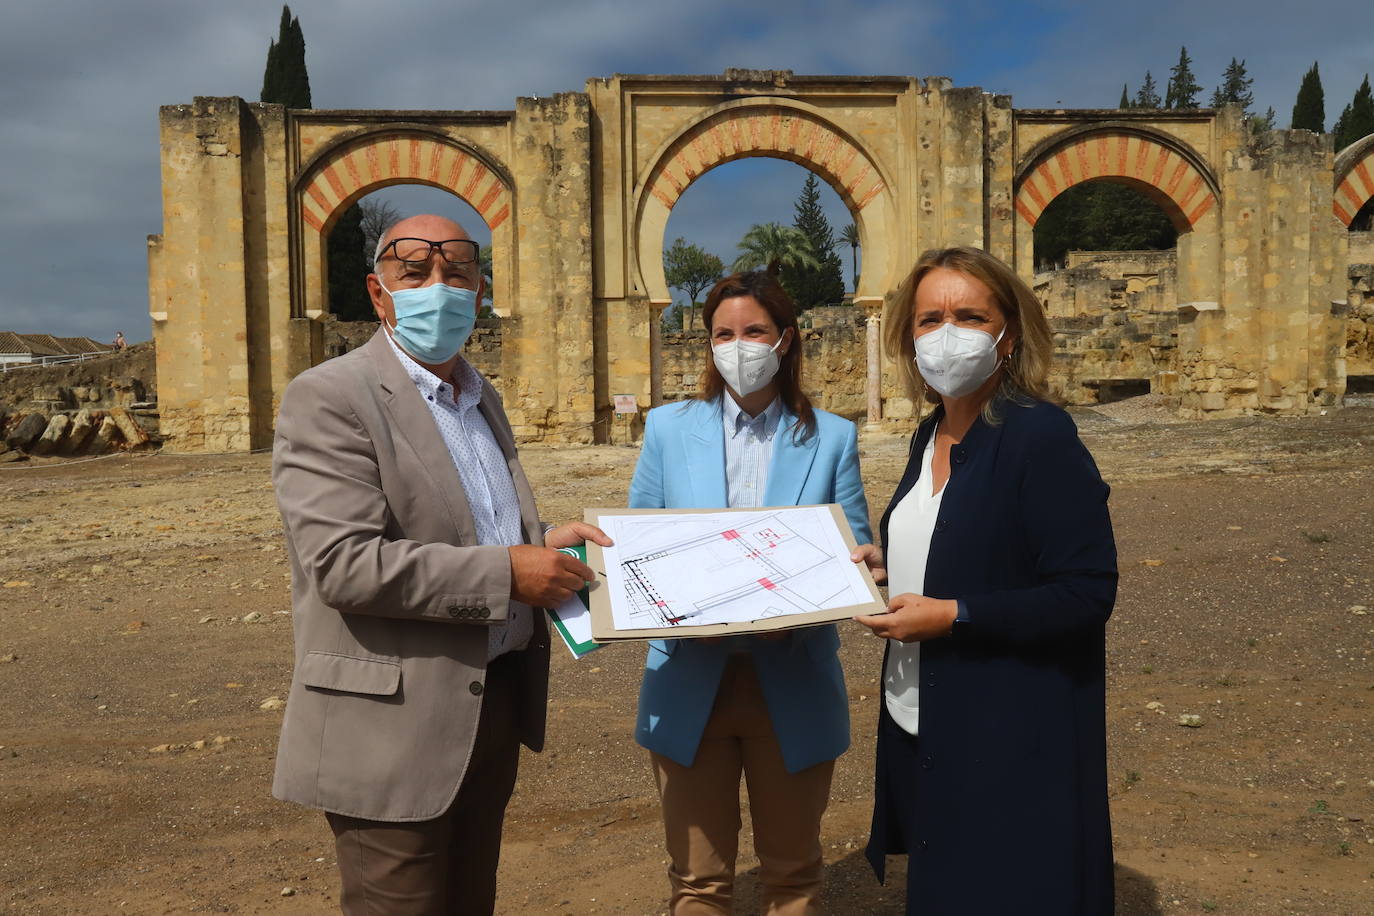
1012,123,1222,311
630,99,897,306
149,79,1352,452
292,128,517,351
1334,133,1374,226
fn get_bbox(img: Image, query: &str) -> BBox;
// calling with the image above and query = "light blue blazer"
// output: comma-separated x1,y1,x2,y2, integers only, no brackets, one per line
627,397,873,773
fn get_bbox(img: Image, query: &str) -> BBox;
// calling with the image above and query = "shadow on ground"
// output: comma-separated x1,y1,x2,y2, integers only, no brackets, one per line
726,853,1161,913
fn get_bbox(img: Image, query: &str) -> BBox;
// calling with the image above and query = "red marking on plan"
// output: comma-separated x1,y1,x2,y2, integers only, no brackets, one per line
722,530,741,540
655,601,667,607
758,578,776,590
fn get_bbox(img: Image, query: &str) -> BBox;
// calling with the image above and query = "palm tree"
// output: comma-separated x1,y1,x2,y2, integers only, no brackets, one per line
732,223,819,277
840,223,860,291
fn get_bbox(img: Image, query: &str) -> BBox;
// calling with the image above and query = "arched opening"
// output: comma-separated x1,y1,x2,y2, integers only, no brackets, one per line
319,185,495,363
653,157,864,419
1335,138,1374,394
1015,128,1222,407
294,129,516,368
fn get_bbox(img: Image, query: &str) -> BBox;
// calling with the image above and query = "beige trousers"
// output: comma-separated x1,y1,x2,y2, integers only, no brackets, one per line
650,655,835,916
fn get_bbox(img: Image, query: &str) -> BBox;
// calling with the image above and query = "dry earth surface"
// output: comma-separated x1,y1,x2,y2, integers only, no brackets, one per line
2,397,1373,915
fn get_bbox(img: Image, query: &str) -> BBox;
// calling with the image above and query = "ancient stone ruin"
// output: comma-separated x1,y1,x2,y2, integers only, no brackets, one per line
145,72,1374,451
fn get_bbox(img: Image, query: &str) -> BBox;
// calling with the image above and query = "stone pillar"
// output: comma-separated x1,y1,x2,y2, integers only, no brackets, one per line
649,298,672,408
857,297,884,426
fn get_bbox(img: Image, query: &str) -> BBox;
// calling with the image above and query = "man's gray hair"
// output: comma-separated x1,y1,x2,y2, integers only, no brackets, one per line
372,219,403,269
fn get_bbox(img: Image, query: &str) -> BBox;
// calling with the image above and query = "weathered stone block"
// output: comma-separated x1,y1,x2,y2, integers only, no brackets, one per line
5,413,48,451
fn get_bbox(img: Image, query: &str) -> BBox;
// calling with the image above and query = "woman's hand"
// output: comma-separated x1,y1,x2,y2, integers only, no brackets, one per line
854,593,958,643
850,544,887,585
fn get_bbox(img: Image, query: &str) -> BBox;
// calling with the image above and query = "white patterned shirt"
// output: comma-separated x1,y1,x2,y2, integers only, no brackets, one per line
385,331,531,659
722,395,783,509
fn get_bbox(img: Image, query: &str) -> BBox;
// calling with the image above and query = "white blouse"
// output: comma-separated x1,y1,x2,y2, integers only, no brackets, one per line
882,428,944,735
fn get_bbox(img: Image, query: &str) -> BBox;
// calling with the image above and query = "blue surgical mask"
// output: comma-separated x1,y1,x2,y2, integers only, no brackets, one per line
379,279,478,364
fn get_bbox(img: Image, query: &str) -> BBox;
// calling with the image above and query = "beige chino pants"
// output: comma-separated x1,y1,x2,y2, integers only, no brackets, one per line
650,655,835,916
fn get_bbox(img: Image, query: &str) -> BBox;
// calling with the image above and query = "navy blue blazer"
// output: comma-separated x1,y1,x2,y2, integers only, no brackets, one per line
866,398,1118,914
627,398,873,773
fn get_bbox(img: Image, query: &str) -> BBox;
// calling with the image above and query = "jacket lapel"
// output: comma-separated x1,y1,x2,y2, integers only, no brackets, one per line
762,408,819,507
684,400,728,507
879,406,942,550
364,331,479,545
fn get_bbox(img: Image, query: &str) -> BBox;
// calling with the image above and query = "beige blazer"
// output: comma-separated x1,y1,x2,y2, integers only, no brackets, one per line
270,330,549,822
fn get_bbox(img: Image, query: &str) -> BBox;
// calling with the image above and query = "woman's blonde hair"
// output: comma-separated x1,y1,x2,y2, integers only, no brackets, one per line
882,246,1054,423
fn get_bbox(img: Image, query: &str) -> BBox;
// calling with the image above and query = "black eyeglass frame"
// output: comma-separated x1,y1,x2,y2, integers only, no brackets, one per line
374,237,480,269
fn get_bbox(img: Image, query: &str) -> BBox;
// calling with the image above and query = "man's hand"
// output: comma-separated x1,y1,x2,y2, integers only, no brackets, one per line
850,543,887,585
509,545,596,608
544,521,613,550
854,593,957,643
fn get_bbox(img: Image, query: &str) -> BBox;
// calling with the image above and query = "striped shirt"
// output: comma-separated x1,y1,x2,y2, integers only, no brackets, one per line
722,395,783,509
385,330,532,660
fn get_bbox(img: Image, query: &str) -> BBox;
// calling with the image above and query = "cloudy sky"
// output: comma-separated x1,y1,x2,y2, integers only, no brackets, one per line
1,0,1370,341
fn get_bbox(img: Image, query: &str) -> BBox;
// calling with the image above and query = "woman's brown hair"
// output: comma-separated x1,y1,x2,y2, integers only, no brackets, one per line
695,271,817,443
882,246,1054,424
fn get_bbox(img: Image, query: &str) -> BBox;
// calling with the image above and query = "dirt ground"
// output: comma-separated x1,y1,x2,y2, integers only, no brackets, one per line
2,398,1372,915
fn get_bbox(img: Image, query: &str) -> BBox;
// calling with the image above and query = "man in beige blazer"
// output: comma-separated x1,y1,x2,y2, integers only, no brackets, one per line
271,213,608,914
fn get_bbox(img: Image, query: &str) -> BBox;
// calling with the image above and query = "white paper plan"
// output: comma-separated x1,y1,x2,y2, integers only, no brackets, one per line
597,505,870,632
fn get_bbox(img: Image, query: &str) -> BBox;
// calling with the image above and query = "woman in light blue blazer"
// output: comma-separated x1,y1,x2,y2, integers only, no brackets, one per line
628,271,872,915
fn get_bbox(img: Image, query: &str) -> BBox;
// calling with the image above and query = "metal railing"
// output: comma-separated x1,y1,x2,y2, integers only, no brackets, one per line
0,350,116,374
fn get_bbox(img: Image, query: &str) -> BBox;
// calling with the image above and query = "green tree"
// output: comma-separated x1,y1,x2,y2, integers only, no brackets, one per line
1210,58,1254,113
1291,62,1325,132
261,6,366,321
260,5,311,109
1165,47,1202,109
479,245,494,309
1134,72,1161,110
779,173,846,310
663,238,724,330
1251,106,1277,134
1032,181,1177,269
326,205,373,321
733,223,818,278
1333,75,1374,152
840,223,861,290
1119,84,1131,109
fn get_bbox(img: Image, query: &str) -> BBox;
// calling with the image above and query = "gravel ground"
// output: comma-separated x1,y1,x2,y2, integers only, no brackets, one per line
1,397,1371,915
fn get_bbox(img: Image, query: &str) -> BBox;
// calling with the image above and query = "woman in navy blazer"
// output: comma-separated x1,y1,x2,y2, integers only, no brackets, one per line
628,271,872,914
852,248,1118,915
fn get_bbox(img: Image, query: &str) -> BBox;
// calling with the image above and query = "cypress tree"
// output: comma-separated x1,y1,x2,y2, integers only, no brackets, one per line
780,173,846,311
1119,84,1131,109
260,6,367,320
1210,58,1254,113
1333,76,1374,151
1165,47,1202,109
1291,62,1325,132
260,6,310,109
1135,72,1161,110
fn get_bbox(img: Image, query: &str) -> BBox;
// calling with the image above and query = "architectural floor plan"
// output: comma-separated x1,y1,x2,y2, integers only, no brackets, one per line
594,505,873,635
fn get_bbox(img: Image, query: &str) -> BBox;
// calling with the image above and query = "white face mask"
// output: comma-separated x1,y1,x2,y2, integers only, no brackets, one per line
914,323,1006,399
713,336,785,398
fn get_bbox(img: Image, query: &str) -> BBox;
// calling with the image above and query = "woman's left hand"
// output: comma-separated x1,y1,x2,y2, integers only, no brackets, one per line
854,593,958,643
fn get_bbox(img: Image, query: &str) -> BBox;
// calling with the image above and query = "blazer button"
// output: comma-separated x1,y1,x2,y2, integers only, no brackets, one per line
934,519,947,533
448,605,462,618
918,840,929,853
479,607,491,618
921,753,934,770
469,681,484,696
953,449,967,464
925,671,936,687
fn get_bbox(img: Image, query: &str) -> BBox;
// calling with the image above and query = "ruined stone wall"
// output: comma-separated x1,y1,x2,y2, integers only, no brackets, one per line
1347,262,1374,380
660,307,867,421
319,316,505,384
